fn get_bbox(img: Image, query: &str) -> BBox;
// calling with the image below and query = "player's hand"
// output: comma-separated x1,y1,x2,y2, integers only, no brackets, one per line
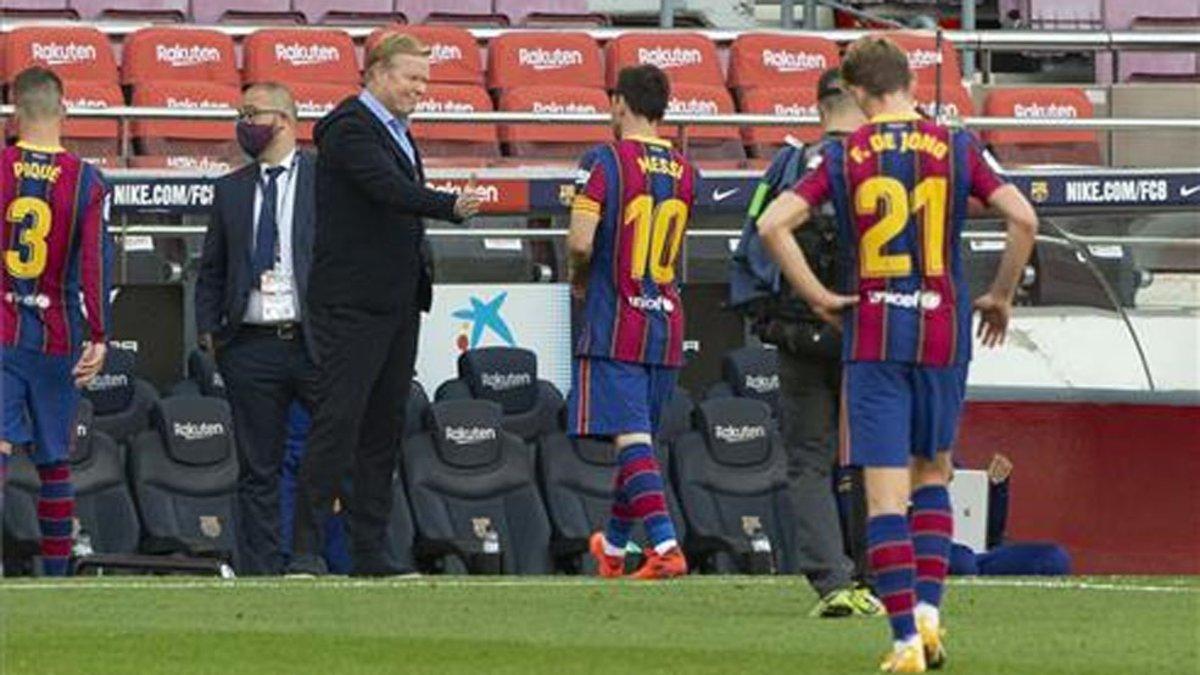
811,291,858,331
454,174,483,220
988,453,1014,484
973,291,1012,348
198,333,215,354
72,341,107,388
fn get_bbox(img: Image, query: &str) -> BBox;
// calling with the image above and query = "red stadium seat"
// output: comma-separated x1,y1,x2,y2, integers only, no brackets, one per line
293,0,401,25
410,83,500,160
3,26,117,84
191,0,302,24
120,28,238,87
913,83,976,121
727,33,839,93
365,25,482,85
875,31,962,90
289,81,358,144
243,29,359,86
396,0,505,26
983,88,1102,166
660,82,745,163
69,0,187,21
603,32,723,88
487,31,603,91
498,85,611,159
129,81,240,160
493,0,603,26
0,0,76,19
738,86,820,158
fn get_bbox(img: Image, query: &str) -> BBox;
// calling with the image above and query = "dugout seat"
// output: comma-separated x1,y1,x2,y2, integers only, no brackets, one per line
436,346,564,445
879,31,963,91
728,33,840,95
81,347,160,449
487,31,603,91
129,396,239,564
403,399,553,574
169,349,227,399
704,346,782,419
242,29,359,87
291,81,358,146
366,25,483,85
1,450,43,562
661,83,746,164
57,81,124,162
191,0,302,24
671,398,800,574
120,28,239,88
381,381,429,572
499,85,613,160
2,26,117,84
129,81,240,161
603,32,723,88
914,82,976,121
982,88,1102,166
410,84,500,160
738,86,821,157
70,0,187,22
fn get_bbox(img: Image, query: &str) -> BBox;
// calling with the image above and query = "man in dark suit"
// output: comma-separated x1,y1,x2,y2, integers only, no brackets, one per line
196,82,321,575
290,33,482,576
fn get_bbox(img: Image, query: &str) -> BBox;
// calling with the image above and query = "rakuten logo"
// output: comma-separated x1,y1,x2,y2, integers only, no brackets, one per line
638,46,703,69
155,44,222,67
481,372,532,392
275,43,341,66
76,423,89,438
86,373,129,391
518,47,583,70
906,49,942,70
32,42,97,66
164,156,233,172
867,290,943,310
713,425,767,444
429,43,463,65
668,98,718,115
761,49,827,73
63,97,109,109
445,426,497,445
916,101,963,118
417,99,477,113
773,102,817,117
628,295,676,313
427,181,500,203
165,96,230,110
531,101,597,114
174,421,225,441
744,374,779,394
296,98,336,114
1013,103,1079,119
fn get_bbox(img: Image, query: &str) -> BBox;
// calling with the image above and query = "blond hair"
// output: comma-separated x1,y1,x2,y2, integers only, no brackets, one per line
365,33,431,76
840,36,913,98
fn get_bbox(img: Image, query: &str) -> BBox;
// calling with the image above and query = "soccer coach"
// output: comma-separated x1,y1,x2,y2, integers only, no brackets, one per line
289,33,482,576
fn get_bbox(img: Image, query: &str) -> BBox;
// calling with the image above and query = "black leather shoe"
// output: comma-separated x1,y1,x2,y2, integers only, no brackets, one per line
284,554,328,577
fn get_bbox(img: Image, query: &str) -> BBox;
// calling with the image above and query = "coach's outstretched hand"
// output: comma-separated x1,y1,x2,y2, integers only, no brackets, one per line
73,341,108,388
974,292,1012,348
454,174,484,220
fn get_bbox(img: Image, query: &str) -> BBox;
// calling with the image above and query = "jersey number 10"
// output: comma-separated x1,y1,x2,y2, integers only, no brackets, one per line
623,195,687,284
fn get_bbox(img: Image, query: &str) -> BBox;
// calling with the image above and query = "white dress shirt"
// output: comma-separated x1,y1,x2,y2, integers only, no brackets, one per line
243,149,300,325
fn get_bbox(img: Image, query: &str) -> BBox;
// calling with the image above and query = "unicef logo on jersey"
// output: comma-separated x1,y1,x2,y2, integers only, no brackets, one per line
867,290,943,311
627,295,675,313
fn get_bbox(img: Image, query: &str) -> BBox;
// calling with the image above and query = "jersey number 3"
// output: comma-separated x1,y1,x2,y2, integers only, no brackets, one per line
856,177,947,279
5,196,52,279
624,195,687,284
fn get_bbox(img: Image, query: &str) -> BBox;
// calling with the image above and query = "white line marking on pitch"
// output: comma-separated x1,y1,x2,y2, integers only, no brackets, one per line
1,576,1196,594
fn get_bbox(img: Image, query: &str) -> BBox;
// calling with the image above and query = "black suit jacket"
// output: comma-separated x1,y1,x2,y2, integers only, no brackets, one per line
306,96,459,314
195,150,318,359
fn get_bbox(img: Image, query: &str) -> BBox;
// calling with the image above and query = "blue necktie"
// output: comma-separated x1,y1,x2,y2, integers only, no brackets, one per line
252,165,286,286
388,118,417,167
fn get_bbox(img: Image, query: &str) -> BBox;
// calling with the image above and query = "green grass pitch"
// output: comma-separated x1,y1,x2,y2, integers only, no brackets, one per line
2,576,1197,674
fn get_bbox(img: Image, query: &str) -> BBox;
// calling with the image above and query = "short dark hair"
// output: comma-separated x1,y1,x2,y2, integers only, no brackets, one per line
816,67,857,116
13,66,64,120
614,65,670,123
840,36,912,98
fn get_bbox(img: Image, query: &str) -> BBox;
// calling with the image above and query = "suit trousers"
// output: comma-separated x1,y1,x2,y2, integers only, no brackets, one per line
292,303,420,572
216,328,320,575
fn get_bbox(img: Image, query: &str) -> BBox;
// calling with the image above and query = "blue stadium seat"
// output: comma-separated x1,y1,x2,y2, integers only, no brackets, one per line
435,346,564,445
704,346,781,419
81,347,160,448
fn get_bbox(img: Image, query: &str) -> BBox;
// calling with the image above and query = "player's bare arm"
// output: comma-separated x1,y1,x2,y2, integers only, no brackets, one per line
974,184,1038,348
567,208,600,299
757,191,857,327
72,341,107,388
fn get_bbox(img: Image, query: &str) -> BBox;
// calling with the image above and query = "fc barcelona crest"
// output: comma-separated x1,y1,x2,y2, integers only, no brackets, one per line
199,515,222,539
1030,180,1050,204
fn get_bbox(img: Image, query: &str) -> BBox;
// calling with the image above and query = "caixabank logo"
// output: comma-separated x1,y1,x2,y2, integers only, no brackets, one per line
451,292,516,353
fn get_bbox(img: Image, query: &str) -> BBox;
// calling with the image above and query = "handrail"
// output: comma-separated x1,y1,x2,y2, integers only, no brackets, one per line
0,20,1198,51
2,105,1198,130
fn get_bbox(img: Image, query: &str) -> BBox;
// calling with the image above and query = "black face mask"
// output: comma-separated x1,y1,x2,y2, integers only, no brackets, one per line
236,120,278,159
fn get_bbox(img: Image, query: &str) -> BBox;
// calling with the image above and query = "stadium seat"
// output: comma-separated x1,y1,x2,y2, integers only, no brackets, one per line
396,0,505,25
704,346,781,419
657,387,697,448
191,0,302,24
2,450,45,566
382,381,430,573
0,0,76,19
293,0,400,24
410,84,500,159
435,346,564,445
365,25,483,85
129,81,240,161
120,27,239,88
738,86,821,157
486,31,603,91
81,347,160,449
64,400,141,556
70,0,187,22
877,31,963,90
670,398,800,574
242,29,359,87
494,0,597,26
604,32,724,88
537,431,686,573
403,399,553,574
3,26,117,83
498,85,612,159
727,33,840,94
913,82,976,121
129,396,240,563
169,349,227,399
982,88,1102,166
660,83,745,164
290,81,358,145
57,80,124,163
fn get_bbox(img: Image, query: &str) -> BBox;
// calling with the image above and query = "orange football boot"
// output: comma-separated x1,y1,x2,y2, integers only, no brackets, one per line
589,531,626,578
